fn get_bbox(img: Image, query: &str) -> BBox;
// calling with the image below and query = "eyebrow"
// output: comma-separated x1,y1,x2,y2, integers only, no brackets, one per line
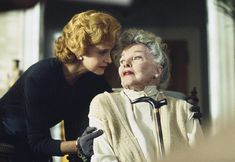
134,50,146,53
121,50,146,55
94,47,111,54
93,43,112,50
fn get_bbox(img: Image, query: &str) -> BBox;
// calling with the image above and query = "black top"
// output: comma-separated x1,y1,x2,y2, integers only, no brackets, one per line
0,58,112,157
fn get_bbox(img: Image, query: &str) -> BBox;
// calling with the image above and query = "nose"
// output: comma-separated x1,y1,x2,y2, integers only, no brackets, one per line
105,53,112,64
123,60,132,67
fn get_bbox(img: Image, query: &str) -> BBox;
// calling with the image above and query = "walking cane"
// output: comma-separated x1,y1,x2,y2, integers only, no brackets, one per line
131,97,167,157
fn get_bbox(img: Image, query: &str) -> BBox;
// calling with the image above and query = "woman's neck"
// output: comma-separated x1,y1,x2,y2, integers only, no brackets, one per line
62,62,87,85
123,84,157,92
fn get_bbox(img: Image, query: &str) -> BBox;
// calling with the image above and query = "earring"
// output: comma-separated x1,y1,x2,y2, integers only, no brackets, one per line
153,74,159,79
78,56,84,61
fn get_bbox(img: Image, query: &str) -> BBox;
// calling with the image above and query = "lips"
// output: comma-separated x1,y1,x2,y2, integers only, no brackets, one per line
123,71,134,76
99,66,107,69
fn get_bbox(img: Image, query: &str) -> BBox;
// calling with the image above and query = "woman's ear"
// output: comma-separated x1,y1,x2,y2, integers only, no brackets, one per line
155,64,163,78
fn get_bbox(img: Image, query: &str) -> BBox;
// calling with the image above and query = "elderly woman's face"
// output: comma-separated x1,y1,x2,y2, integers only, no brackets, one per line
118,44,162,90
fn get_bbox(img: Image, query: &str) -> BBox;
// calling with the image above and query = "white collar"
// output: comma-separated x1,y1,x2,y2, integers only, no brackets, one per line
123,86,159,101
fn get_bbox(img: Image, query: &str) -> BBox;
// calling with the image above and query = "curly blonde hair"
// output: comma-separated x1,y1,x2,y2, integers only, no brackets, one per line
54,10,121,63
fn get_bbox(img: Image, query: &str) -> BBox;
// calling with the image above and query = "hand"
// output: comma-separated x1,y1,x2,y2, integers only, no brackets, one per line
79,126,103,157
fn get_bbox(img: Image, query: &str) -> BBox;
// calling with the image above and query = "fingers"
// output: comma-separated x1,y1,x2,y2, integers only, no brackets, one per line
83,127,103,138
84,126,97,135
86,129,103,140
80,127,103,141
79,127,104,157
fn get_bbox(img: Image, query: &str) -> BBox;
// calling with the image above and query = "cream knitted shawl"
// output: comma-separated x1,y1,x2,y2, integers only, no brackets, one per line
89,91,191,162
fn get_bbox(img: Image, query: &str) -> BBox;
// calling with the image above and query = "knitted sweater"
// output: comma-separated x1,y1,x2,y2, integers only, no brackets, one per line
89,90,203,162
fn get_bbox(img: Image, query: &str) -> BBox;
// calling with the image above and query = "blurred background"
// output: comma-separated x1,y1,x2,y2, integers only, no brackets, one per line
0,0,234,161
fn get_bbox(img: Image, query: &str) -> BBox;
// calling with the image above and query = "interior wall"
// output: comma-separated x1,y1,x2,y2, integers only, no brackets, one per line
0,3,41,95
0,11,24,96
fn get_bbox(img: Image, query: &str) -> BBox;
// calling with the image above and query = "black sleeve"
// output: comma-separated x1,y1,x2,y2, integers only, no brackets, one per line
63,72,112,141
24,73,62,156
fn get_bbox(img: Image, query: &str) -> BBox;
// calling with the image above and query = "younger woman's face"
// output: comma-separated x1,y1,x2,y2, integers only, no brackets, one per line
82,41,114,75
118,44,162,90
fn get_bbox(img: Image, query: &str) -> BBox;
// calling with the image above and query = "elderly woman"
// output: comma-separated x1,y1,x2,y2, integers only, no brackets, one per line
88,29,204,162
